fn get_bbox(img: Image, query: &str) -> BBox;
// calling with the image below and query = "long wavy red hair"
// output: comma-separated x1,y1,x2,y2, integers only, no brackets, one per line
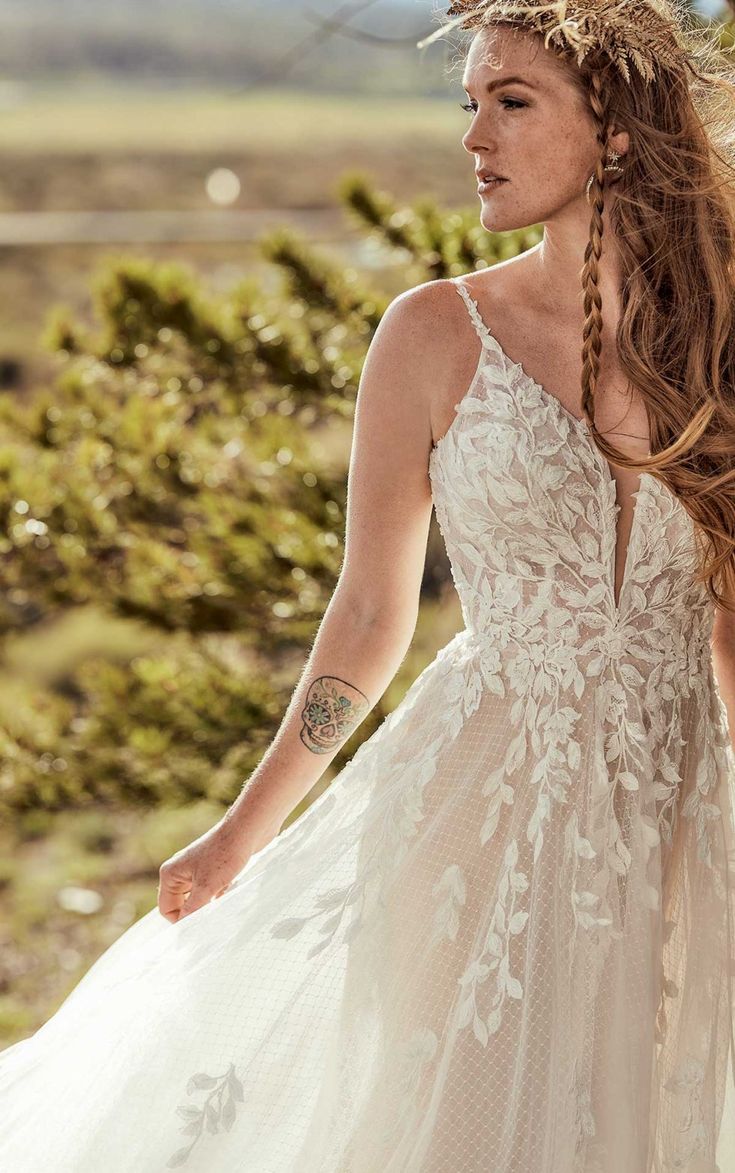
440,1,735,612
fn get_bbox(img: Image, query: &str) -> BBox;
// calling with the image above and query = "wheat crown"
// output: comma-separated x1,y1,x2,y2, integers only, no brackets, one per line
416,0,702,86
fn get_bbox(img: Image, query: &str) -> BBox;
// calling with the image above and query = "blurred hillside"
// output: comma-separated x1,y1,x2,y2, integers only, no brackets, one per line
0,0,451,94
0,0,724,96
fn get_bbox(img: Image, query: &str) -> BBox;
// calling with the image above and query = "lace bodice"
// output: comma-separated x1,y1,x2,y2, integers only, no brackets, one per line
428,280,714,687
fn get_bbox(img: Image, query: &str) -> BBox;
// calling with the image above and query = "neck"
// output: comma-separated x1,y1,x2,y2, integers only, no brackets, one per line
528,200,625,325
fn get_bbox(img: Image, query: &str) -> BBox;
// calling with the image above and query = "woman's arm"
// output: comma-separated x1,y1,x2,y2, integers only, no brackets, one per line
157,280,469,920
223,279,459,838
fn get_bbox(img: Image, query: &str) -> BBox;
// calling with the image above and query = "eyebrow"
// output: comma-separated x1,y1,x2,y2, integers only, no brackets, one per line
461,74,538,93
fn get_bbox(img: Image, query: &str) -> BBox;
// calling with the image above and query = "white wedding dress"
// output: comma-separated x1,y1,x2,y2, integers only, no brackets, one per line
2,278,735,1172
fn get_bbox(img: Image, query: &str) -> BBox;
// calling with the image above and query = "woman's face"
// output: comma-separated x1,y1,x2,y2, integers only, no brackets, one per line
461,25,629,232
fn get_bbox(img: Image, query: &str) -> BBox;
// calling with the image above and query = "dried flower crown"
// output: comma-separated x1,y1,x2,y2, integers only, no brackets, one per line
416,0,698,86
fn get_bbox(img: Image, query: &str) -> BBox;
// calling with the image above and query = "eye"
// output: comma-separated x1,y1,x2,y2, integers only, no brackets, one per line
459,97,527,114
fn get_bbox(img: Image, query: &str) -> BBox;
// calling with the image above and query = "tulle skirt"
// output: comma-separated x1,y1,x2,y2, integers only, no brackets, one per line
2,629,735,1172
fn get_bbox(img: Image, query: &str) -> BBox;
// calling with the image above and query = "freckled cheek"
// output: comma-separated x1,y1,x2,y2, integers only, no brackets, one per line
535,133,592,188
507,133,564,187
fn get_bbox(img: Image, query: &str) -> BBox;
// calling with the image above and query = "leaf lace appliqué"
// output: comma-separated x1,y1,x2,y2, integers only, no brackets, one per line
167,1064,244,1168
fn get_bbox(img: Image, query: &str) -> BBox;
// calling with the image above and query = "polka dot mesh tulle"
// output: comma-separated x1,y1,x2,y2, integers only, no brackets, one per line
1,278,735,1172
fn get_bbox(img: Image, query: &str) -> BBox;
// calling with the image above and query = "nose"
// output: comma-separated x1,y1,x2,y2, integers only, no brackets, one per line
462,113,489,157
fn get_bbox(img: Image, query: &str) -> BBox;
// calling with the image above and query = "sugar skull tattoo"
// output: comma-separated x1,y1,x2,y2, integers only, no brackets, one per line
300,675,370,754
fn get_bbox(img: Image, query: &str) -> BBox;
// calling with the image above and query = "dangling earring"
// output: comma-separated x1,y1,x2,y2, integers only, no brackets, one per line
603,149,624,173
585,149,626,202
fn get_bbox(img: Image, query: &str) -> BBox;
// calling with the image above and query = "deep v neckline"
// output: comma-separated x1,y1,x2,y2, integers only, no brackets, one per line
448,280,658,618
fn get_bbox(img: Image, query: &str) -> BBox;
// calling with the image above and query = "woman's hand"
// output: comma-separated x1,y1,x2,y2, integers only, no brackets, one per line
157,803,284,924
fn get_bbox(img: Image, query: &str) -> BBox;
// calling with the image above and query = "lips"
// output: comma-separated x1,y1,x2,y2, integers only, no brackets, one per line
477,176,508,193
476,170,508,182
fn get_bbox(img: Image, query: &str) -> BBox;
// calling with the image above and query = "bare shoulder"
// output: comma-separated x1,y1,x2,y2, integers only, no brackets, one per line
383,276,474,359
393,271,530,446
403,274,492,389
383,266,526,360
370,265,530,446
458,254,535,317
368,279,479,446
363,277,470,392
382,274,492,384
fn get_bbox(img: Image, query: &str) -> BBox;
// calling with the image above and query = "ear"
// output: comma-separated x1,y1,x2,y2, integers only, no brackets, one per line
608,124,630,158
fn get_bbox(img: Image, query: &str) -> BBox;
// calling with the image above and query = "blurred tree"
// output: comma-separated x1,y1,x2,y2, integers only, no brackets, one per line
0,173,541,822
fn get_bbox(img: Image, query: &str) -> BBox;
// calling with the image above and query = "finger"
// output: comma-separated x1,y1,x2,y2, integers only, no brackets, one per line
157,870,192,922
177,889,215,920
158,893,186,923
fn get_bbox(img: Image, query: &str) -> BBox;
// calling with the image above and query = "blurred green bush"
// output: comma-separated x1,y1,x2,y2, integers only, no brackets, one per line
0,173,540,820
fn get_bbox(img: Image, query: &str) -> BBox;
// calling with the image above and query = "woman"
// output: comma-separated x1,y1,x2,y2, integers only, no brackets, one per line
2,1,735,1169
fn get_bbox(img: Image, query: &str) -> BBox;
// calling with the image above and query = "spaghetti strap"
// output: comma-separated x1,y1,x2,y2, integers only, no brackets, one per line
453,279,493,344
